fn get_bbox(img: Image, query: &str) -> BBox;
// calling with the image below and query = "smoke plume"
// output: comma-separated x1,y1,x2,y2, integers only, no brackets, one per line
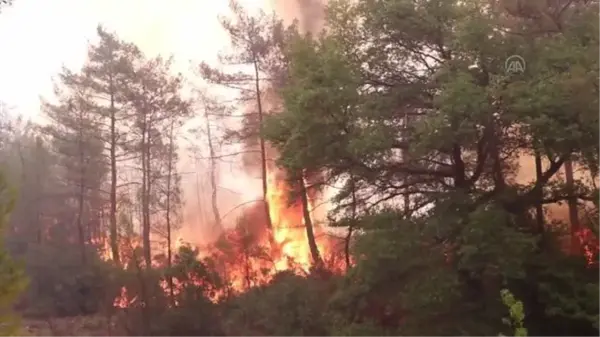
271,0,326,34
178,0,330,248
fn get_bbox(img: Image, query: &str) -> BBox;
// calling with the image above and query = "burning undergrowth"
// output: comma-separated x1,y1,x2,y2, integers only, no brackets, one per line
100,169,345,312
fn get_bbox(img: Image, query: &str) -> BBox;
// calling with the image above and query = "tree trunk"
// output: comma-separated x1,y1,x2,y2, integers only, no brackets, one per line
165,120,175,302
402,112,410,216
244,250,251,290
141,121,152,268
77,109,87,265
534,149,545,232
204,103,222,235
252,56,274,246
345,176,357,270
194,160,204,228
78,176,86,265
131,246,150,335
564,158,580,254
144,141,152,267
33,140,44,245
109,77,120,264
298,173,322,268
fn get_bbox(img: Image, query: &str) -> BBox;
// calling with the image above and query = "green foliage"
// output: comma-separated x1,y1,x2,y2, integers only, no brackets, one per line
165,245,223,303
222,271,332,336
21,243,116,318
263,33,361,177
118,246,224,336
263,0,599,336
500,288,527,337
1,0,599,336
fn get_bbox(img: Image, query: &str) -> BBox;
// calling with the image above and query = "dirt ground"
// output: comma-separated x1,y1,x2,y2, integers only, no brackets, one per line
22,315,122,336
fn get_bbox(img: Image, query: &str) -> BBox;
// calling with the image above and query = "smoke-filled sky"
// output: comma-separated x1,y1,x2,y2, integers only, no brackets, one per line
0,0,269,117
0,0,328,243
0,0,280,239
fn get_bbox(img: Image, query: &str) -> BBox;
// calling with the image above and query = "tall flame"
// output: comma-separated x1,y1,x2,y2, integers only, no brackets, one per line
102,168,341,308
267,170,330,272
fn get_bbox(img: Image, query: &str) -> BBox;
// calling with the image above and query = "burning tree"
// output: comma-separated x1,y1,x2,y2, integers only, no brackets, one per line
198,0,332,272
198,0,285,252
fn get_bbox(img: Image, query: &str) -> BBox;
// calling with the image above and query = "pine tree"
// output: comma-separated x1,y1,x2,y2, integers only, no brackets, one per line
190,91,227,237
199,0,284,248
124,55,189,267
77,25,142,264
41,71,108,264
264,0,599,334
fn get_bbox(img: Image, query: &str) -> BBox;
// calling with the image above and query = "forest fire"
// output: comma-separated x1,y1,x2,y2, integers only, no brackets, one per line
576,228,599,267
266,170,334,272
99,169,599,310
99,169,342,309
198,170,344,294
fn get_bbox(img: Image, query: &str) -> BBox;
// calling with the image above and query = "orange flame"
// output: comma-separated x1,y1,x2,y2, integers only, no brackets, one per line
266,171,331,272
101,169,343,308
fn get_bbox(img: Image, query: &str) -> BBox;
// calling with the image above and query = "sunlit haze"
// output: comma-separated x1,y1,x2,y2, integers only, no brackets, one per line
0,0,277,237
0,0,268,117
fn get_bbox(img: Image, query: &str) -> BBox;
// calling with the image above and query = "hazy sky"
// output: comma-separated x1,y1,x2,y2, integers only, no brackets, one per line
0,0,281,230
0,0,268,118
